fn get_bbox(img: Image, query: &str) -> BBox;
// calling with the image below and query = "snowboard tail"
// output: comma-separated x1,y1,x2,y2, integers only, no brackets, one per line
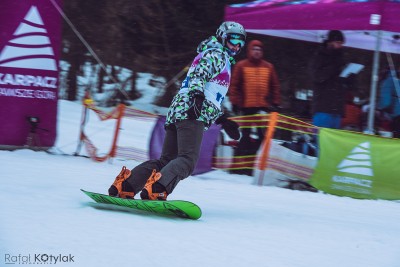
81,189,201,220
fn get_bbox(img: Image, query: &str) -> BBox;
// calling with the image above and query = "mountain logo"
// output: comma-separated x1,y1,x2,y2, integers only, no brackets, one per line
0,6,57,71
337,142,373,177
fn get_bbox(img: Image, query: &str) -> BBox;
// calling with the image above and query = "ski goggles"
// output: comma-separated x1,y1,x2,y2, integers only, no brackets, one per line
227,34,245,48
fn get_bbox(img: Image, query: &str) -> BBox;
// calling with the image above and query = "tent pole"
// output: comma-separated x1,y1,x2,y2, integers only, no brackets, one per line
366,30,382,134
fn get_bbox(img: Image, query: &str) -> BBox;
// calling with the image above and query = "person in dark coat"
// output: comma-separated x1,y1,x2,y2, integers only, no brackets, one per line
377,68,400,138
311,30,348,129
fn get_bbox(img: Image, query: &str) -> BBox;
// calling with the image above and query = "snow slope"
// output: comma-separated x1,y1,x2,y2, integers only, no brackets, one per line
1,100,400,267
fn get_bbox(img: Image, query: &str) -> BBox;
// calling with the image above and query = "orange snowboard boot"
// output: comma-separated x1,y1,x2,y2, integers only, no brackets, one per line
108,166,135,199
140,169,168,200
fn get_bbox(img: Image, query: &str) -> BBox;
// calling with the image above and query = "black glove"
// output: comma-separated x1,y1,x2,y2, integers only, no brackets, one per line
187,92,205,120
215,115,240,140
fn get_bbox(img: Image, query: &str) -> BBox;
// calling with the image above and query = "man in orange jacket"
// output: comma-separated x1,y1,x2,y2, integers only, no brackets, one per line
229,39,281,175
229,39,281,114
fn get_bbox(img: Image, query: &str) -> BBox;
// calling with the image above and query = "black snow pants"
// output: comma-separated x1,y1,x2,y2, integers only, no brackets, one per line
125,119,205,194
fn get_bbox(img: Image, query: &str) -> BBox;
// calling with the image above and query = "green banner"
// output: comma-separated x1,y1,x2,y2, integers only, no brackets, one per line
309,128,400,200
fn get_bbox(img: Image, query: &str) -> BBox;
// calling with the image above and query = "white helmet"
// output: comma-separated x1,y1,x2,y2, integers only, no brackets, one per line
216,21,246,56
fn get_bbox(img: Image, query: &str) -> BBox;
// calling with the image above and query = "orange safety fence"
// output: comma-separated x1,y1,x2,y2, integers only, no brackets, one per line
77,94,158,162
83,101,121,121
80,132,110,162
79,95,319,184
213,113,319,184
266,154,315,181
124,106,158,120
78,104,125,162
213,155,257,170
230,114,271,128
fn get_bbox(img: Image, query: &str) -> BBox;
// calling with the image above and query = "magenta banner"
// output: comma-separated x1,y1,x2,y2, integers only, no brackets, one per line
0,0,62,149
225,0,400,32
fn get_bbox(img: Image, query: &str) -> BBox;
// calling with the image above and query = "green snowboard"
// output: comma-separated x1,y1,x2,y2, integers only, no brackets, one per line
81,189,202,220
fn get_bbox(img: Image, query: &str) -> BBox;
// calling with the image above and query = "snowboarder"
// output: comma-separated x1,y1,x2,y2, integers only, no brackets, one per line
108,21,246,200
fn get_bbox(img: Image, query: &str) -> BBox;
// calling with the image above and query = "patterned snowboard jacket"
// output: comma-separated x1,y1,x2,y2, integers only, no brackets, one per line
165,36,234,130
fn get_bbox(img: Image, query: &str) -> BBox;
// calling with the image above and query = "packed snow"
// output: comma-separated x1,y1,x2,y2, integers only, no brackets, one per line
1,81,400,266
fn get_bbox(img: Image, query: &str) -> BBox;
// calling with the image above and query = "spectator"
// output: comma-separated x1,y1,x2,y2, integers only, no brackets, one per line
377,68,400,138
311,30,349,129
229,39,281,175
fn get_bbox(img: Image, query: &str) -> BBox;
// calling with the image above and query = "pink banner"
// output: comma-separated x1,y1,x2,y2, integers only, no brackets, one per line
0,0,62,149
225,0,400,32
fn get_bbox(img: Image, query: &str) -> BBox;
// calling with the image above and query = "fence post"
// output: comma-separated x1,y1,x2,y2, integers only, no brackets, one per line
108,104,126,160
257,112,278,186
74,101,90,156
